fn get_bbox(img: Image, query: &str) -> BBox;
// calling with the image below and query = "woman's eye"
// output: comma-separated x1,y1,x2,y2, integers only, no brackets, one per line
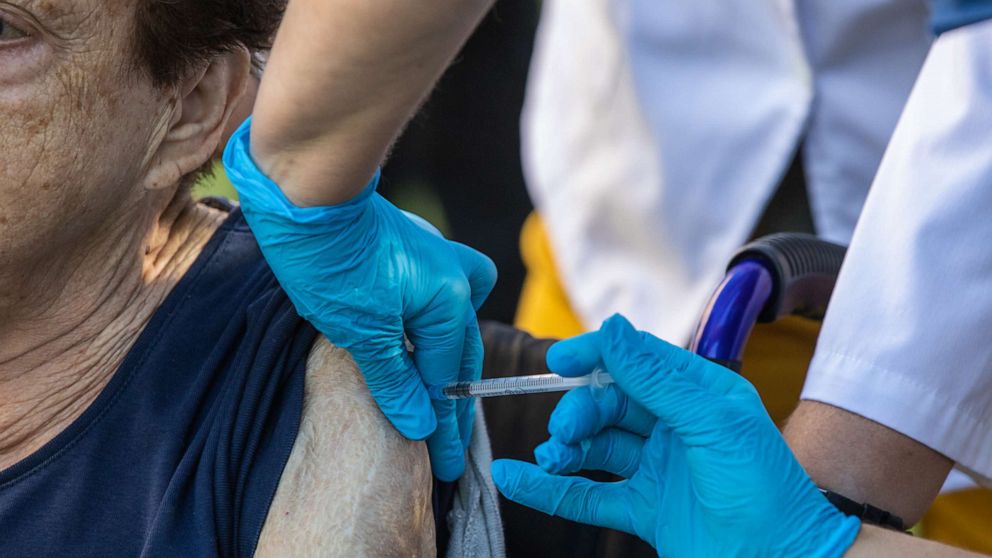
0,18,29,41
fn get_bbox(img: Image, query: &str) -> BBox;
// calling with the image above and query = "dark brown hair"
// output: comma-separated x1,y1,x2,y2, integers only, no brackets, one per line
133,0,286,87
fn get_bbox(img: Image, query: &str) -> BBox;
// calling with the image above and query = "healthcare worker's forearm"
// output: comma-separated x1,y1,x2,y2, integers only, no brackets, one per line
845,525,987,557
786,19,992,526
784,401,953,526
251,0,494,206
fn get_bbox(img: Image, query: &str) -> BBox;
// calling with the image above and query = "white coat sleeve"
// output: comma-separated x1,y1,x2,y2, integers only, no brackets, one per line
801,20,992,483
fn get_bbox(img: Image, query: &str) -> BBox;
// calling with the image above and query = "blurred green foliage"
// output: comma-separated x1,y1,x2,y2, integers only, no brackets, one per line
192,162,239,202
193,162,451,237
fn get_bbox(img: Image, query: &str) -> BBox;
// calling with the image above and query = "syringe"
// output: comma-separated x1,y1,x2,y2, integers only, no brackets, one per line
428,368,614,400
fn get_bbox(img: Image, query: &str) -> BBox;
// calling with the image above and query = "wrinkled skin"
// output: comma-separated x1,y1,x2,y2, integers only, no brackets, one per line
0,2,433,553
0,0,224,465
258,338,435,557
0,0,174,316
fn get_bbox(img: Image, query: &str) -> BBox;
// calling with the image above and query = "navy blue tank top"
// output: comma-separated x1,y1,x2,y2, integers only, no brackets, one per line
0,206,317,557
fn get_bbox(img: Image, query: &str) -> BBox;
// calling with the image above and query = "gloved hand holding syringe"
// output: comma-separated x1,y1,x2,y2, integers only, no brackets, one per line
428,368,614,400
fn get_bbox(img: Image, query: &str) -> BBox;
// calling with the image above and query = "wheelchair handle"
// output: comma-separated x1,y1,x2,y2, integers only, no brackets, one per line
690,233,847,370
731,233,847,323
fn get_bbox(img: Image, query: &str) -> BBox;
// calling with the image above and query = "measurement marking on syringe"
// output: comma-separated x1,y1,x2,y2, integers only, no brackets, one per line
429,370,615,400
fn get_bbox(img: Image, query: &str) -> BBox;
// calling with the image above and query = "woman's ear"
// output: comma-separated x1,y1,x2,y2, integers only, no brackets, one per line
143,47,251,191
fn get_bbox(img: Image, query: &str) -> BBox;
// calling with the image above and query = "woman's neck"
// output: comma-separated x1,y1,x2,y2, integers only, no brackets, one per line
0,199,227,470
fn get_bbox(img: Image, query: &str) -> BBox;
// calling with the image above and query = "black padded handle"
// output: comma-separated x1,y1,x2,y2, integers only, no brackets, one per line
728,233,847,323
480,320,556,378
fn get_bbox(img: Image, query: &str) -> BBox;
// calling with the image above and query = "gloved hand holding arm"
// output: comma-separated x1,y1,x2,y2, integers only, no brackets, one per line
223,0,497,482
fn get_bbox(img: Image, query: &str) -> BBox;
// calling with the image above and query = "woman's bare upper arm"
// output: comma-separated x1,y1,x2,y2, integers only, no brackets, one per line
255,337,435,557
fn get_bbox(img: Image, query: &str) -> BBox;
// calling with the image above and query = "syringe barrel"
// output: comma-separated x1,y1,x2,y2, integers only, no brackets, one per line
429,369,614,400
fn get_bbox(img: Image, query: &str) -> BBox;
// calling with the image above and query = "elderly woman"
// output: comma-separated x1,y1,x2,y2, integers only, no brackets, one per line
0,0,497,556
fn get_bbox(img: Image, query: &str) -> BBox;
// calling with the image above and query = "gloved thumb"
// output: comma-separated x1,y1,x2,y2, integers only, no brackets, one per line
451,242,497,311
596,315,743,443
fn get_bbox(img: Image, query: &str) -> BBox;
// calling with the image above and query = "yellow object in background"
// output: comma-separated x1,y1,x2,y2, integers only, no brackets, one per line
515,214,585,340
741,317,819,425
516,212,992,554
922,490,992,551
514,214,815,424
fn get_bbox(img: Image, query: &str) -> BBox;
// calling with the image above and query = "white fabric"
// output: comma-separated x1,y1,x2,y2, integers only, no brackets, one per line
803,21,992,483
523,0,931,342
943,469,978,493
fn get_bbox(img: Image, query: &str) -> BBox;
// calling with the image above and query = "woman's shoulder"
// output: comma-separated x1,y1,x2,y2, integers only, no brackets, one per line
255,337,435,557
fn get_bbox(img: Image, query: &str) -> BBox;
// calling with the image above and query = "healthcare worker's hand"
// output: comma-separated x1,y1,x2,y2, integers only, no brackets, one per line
224,120,497,481
492,315,861,556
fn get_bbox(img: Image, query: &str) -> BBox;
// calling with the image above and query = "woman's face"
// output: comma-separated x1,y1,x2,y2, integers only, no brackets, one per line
0,0,177,271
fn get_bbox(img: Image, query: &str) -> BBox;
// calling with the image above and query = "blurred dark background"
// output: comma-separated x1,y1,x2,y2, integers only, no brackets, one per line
379,1,539,325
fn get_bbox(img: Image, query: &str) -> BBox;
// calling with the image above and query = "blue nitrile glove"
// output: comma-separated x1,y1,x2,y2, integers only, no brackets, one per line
223,119,497,481
492,315,861,557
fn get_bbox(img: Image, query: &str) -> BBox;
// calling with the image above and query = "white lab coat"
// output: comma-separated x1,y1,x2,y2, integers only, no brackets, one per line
523,0,931,342
525,0,992,486
803,20,992,483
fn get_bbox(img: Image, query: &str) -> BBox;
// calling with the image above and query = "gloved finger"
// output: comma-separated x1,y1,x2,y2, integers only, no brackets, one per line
550,316,749,398
451,242,498,311
407,298,472,482
398,215,496,312
597,315,745,442
546,332,605,377
535,429,645,478
399,212,491,480
492,459,634,535
356,347,438,441
427,397,466,481
601,314,752,398
548,384,656,444
405,276,472,387
456,314,483,450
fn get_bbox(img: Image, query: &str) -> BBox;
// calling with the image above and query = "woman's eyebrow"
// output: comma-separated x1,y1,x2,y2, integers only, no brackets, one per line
1,0,89,43
14,0,67,17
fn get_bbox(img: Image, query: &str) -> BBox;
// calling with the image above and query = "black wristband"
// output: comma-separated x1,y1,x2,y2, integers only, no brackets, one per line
819,488,907,532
